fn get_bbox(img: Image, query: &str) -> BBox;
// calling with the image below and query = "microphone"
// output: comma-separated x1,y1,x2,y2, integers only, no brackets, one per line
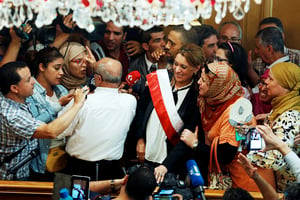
123,70,141,90
186,160,206,200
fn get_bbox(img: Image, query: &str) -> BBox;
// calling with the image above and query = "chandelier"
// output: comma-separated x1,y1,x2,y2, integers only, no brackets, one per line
0,0,262,32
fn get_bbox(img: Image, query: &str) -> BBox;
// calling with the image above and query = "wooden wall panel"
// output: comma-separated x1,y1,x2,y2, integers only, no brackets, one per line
272,0,300,50
202,1,266,53
202,0,300,53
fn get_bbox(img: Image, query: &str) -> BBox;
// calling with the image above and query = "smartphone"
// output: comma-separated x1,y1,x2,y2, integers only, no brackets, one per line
153,189,174,200
249,128,262,150
71,175,90,200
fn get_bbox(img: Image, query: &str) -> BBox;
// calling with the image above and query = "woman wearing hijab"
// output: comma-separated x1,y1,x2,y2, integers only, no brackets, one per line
180,62,275,191
59,41,95,91
248,62,300,192
216,42,251,99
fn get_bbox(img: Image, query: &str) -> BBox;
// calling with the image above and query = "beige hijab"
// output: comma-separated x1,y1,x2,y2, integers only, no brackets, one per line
59,42,87,90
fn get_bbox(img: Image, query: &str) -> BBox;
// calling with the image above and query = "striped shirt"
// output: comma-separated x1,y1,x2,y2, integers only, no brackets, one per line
0,93,43,180
252,47,300,76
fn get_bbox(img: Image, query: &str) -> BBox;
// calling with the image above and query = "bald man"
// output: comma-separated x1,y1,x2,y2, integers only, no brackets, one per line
59,57,137,181
218,21,242,44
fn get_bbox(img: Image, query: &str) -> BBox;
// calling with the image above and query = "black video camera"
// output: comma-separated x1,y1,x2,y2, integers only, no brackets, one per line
157,173,193,200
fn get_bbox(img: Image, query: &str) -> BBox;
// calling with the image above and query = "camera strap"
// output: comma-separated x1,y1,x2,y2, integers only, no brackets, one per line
0,145,27,168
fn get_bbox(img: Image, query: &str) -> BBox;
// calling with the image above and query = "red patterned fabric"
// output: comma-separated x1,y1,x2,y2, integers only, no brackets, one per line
198,62,244,132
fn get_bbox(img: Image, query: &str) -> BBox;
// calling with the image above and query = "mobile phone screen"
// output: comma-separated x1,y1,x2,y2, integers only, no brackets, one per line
71,175,90,200
250,131,262,150
153,189,174,200
159,189,174,195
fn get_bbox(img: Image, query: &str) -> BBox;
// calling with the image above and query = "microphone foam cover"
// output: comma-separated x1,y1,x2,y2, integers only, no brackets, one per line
186,159,205,187
126,70,141,86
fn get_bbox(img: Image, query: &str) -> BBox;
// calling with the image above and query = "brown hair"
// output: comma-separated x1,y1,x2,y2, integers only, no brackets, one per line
177,43,205,69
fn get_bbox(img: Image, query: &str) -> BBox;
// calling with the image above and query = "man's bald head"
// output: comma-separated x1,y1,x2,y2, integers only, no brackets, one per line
95,57,122,84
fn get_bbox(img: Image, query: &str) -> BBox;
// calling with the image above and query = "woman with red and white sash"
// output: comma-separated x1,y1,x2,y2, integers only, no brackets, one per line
135,43,205,182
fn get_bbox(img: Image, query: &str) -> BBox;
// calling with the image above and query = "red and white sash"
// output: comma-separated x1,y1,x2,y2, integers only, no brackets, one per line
146,69,184,146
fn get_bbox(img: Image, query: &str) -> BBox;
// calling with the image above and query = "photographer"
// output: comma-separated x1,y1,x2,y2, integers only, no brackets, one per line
0,25,32,67
0,13,75,68
24,13,76,68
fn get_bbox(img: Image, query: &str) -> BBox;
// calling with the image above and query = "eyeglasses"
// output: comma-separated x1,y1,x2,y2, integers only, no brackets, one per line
71,58,86,65
220,36,241,43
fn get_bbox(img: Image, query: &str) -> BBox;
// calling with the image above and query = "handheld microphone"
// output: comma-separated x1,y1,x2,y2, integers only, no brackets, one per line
123,70,141,90
186,159,206,200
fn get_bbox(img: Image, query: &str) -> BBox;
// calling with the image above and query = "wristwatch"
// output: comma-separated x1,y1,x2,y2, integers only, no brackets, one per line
192,140,198,151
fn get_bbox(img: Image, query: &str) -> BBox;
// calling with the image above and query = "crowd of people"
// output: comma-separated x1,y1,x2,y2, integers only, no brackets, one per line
0,14,299,200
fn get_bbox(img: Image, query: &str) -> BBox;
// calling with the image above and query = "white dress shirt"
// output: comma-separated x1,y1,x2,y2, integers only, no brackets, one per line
58,87,137,161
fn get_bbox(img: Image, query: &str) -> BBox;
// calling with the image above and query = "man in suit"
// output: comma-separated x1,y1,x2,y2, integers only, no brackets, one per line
123,27,166,166
129,26,166,97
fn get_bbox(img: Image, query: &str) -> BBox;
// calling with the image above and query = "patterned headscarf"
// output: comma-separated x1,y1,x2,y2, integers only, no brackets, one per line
269,62,300,121
59,42,87,90
198,62,244,132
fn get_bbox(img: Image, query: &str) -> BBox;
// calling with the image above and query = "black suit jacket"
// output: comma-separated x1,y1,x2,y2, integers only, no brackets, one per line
136,79,201,173
129,54,149,96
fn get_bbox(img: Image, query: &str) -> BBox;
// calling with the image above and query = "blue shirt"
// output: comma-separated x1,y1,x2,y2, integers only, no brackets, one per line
0,93,43,180
26,80,68,174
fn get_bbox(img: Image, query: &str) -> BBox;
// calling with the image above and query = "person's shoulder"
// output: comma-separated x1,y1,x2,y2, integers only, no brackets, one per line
129,54,146,70
54,84,69,96
1,98,30,120
0,95,18,110
251,57,263,65
120,93,137,100
286,48,300,65
119,93,137,105
287,47,300,55
280,110,300,119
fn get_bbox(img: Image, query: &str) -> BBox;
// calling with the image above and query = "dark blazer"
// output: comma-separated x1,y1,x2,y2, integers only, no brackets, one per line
136,79,201,174
129,54,149,96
